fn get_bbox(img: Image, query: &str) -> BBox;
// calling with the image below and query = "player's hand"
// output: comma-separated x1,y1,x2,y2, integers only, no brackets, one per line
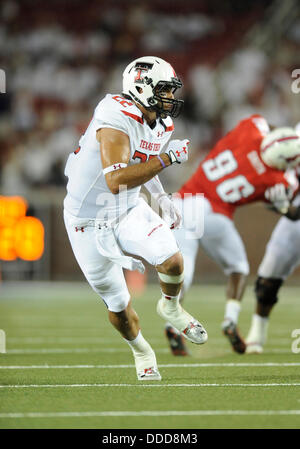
164,139,190,164
265,183,292,214
157,194,182,229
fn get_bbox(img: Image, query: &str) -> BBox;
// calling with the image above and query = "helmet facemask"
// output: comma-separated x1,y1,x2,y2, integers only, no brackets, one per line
149,79,184,119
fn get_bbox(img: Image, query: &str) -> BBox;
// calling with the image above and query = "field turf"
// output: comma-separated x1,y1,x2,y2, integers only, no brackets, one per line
0,281,300,430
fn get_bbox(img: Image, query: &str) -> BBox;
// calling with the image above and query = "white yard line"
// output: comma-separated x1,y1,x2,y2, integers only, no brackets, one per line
8,337,122,343
0,410,300,418
4,348,169,354
1,383,300,389
2,348,294,355
6,337,293,344
0,362,300,369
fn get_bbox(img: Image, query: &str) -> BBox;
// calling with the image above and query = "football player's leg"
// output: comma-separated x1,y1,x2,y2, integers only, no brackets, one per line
108,300,161,380
172,226,199,299
116,198,207,347
245,277,282,354
156,251,207,346
172,195,203,299
64,212,160,381
164,226,199,355
166,200,200,355
199,212,249,353
246,217,300,353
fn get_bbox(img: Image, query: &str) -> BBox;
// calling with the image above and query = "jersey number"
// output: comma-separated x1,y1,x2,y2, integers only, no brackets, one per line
112,95,133,108
133,150,157,163
202,150,254,202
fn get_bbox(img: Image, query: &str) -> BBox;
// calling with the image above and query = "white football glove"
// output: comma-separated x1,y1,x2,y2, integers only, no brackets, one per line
157,193,182,229
265,183,292,214
164,139,190,164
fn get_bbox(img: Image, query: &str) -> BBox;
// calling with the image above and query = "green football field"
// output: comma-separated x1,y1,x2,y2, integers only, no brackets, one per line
0,281,300,429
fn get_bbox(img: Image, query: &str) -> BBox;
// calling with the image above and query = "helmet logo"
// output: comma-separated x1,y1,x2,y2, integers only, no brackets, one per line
134,67,149,83
133,62,153,83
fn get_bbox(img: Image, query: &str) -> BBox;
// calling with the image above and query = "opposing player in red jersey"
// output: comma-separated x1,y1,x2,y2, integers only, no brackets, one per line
165,115,300,355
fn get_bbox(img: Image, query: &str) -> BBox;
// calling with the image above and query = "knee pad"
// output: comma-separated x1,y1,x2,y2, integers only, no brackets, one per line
255,276,283,306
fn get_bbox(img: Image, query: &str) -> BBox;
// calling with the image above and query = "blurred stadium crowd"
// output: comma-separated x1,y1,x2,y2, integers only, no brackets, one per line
0,0,299,195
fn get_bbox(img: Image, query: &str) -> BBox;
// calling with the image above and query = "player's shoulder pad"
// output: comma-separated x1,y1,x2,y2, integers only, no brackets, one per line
95,94,143,127
160,116,174,132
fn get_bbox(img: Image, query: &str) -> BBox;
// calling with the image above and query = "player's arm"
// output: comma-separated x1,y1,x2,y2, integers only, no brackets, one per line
144,175,167,200
264,169,299,213
265,182,300,220
97,128,189,194
264,183,291,214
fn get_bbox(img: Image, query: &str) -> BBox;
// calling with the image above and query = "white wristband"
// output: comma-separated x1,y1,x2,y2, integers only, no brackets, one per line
103,163,127,175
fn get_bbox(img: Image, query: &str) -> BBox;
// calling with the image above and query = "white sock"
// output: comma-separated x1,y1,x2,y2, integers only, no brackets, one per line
125,331,157,373
246,314,269,345
224,299,241,325
124,330,153,356
158,291,196,333
161,292,180,313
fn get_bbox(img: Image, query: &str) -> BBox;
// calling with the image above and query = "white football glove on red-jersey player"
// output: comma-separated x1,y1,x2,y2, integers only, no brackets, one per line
265,183,292,214
164,139,190,164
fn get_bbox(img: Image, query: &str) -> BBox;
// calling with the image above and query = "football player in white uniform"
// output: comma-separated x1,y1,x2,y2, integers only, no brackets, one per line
63,56,207,381
246,184,300,354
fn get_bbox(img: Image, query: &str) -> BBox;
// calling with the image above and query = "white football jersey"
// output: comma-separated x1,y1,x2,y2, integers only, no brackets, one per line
64,94,174,220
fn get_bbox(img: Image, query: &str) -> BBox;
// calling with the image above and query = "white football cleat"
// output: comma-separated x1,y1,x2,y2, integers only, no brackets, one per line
182,319,208,344
137,367,162,381
157,298,207,345
133,348,162,381
245,342,264,354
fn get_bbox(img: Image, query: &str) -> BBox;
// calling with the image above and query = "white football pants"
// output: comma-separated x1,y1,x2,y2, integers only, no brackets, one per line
64,198,179,312
258,215,300,280
173,196,249,292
